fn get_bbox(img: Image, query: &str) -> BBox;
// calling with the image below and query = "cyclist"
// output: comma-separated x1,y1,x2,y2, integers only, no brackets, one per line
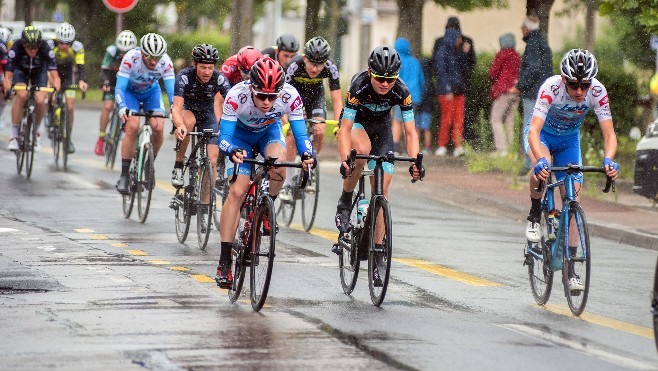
279,36,342,199
0,26,12,127
45,22,88,154
171,44,230,194
4,26,61,151
214,57,315,288
262,33,299,68
94,30,137,155
219,45,262,87
335,46,423,247
115,33,175,195
525,49,619,291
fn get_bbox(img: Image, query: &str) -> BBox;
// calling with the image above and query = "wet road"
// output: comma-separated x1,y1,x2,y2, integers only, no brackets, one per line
0,108,656,370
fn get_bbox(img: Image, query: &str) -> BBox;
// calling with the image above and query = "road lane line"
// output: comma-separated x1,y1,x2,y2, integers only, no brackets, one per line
394,258,505,287
169,266,190,272
91,234,108,240
290,224,339,241
155,179,176,194
74,228,95,233
125,249,149,256
191,274,216,283
539,303,654,339
111,242,128,247
148,260,170,265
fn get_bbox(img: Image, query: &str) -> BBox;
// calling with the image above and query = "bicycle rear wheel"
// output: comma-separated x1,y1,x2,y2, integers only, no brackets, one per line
62,105,71,171
173,165,191,243
16,117,27,175
228,207,248,303
213,154,228,231
276,169,296,227
250,196,276,311
301,165,319,231
196,158,214,249
368,196,392,306
339,199,360,295
563,202,590,316
25,113,36,179
122,159,136,218
137,143,154,223
528,209,554,305
51,108,61,167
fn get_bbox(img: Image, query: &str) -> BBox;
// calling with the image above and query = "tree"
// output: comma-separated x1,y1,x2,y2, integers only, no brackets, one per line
599,0,658,34
526,0,556,40
230,0,254,54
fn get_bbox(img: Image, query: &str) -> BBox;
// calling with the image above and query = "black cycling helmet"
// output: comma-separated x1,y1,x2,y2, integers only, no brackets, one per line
560,49,598,82
368,46,401,77
276,33,300,52
192,43,219,64
304,36,331,64
21,25,42,45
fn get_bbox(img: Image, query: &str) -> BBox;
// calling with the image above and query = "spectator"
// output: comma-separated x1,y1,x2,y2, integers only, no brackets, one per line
488,33,521,156
433,27,469,157
510,15,553,172
416,56,435,153
391,37,425,155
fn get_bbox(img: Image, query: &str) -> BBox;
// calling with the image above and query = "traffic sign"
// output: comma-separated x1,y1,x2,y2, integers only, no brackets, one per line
102,0,138,14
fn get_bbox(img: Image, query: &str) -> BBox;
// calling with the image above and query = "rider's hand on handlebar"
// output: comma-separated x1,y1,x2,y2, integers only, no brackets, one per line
603,157,619,180
408,163,424,181
79,80,88,93
533,157,550,182
230,148,245,164
118,108,129,123
339,159,351,179
301,152,316,171
175,126,187,141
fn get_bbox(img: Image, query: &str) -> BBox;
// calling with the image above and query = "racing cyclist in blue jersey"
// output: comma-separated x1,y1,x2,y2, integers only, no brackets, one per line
214,57,315,288
525,49,619,292
115,33,176,195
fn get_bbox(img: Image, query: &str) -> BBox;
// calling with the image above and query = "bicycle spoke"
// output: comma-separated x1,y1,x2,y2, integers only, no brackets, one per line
137,144,154,223
339,197,360,294
196,159,214,249
368,196,392,306
301,166,319,231
250,197,276,311
528,209,554,305
563,202,590,316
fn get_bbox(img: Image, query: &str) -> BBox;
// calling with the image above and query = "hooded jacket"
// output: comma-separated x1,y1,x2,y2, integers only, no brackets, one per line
394,38,425,104
516,29,553,100
489,48,521,100
433,28,468,95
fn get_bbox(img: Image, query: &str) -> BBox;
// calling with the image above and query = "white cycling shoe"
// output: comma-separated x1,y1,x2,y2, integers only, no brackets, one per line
525,220,541,243
568,276,584,292
7,137,18,151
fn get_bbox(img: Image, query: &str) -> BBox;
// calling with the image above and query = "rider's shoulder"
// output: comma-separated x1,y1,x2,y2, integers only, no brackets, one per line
71,40,84,53
106,44,117,55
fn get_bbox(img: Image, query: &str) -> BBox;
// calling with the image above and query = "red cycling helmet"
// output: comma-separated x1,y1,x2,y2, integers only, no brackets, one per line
236,46,262,72
249,57,285,93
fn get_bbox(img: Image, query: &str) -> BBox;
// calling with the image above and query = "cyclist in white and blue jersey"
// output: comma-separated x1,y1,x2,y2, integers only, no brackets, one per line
525,49,619,290
115,33,175,195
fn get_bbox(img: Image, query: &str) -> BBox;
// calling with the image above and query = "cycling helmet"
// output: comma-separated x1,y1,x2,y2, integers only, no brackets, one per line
236,46,262,71
304,36,331,64
55,22,75,43
21,26,42,45
116,30,137,52
250,57,285,93
275,33,300,52
140,33,167,57
560,49,598,82
0,27,12,44
192,43,219,64
368,46,401,77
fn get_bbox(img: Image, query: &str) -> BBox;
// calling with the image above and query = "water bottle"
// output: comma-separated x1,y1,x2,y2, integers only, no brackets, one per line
357,199,369,227
547,209,559,240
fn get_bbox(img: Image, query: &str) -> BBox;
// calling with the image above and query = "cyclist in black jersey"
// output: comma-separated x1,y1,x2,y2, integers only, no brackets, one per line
261,33,299,69
171,44,231,190
335,46,424,233
0,26,11,128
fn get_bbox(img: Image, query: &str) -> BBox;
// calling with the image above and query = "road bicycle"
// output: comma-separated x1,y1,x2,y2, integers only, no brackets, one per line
11,85,55,179
122,110,168,223
652,257,658,354
276,118,337,231
104,104,122,170
213,152,228,231
226,152,310,311
170,128,218,249
46,85,84,171
525,164,614,316
332,149,424,306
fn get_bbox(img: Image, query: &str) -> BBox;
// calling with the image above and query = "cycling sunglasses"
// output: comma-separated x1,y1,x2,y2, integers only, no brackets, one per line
143,54,162,62
370,71,398,84
566,80,591,90
24,43,39,50
240,68,250,75
253,91,278,102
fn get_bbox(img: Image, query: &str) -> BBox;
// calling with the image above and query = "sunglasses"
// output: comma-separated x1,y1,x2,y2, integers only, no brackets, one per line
240,68,250,75
370,71,398,84
566,80,591,90
25,43,39,50
143,54,161,62
253,91,278,102
57,41,72,46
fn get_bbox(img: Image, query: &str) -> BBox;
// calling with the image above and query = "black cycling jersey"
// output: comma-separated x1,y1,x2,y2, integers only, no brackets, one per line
261,47,276,60
6,39,57,75
174,65,231,112
0,41,9,73
342,70,413,125
284,55,341,118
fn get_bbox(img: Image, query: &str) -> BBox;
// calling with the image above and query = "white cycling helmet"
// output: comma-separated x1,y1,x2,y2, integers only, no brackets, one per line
0,26,11,44
116,30,137,52
560,49,598,82
140,33,167,57
56,22,76,43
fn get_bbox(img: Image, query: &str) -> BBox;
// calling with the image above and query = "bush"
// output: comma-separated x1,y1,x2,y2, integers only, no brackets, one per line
167,32,231,66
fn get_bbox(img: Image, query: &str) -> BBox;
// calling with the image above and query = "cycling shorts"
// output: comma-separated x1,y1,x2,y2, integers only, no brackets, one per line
122,84,165,114
226,122,286,177
301,90,326,119
57,65,75,88
353,122,394,175
524,125,582,183
102,74,117,101
12,67,48,87
184,104,218,134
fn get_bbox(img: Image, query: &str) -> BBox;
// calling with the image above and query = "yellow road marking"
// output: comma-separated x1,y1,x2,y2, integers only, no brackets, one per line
74,228,95,233
291,224,339,241
125,249,148,256
155,179,176,194
111,242,128,247
91,234,108,240
148,260,170,265
169,266,190,272
540,304,654,339
191,274,216,283
394,258,505,287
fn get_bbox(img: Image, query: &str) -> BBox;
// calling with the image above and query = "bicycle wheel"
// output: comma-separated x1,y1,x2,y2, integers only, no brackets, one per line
301,165,320,231
16,117,27,175
173,165,191,243
137,143,154,223
51,108,61,167
62,105,71,171
122,159,136,219
652,256,658,354
196,158,214,249
276,170,296,227
528,209,554,305
563,202,590,316
213,154,228,231
105,109,121,169
368,196,393,306
25,112,36,179
339,198,360,295
250,196,276,311
228,207,249,303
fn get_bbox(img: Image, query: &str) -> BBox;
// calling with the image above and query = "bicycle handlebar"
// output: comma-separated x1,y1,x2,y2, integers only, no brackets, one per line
534,164,615,193
347,149,424,183
127,110,170,119
174,129,219,151
228,152,310,189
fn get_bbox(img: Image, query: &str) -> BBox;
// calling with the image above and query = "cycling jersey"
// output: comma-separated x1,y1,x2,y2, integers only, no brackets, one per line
46,39,85,87
174,66,231,111
115,47,175,112
6,39,57,76
100,44,126,84
0,41,9,75
219,55,242,86
284,55,340,118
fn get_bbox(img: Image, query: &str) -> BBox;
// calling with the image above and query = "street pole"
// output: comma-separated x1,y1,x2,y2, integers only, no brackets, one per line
360,0,374,70
117,13,123,34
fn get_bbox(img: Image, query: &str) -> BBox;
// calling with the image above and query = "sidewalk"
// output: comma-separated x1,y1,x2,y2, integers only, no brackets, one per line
319,142,658,251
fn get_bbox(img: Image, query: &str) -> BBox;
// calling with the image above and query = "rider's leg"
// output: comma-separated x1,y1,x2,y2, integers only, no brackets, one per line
172,110,196,186
34,90,48,132
312,120,325,153
99,98,113,134
264,142,287,197
283,132,296,188
206,144,219,203
335,127,371,232
120,116,140,171
149,116,164,156
526,141,551,242
10,87,27,138
217,173,250,285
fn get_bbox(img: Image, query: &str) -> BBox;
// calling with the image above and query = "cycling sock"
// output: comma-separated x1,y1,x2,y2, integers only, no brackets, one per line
98,130,105,137
220,242,232,263
339,191,353,205
121,159,131,176
174,161,183,169
11,124,19,138
528,197,541,221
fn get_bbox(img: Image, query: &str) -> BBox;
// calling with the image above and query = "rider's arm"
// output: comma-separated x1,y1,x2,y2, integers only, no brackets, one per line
213,91,224,125
163,78,175,107
600,119,617,160
338,115,354,162
218,117,239,156
48,70,61,92
73,41,86,83
115,75,129,109
330,88,343,121
289,117,313,156
171,96,184,130
527,115,546,161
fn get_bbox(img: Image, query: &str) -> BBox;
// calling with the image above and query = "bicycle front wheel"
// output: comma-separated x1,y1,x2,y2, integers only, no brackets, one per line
301,165,319,231
105,109,121,169
62,105,71,171
122,159,136,219
250,196,276,311
16,118,27,175
228,207,248,303
196,158,214,249
339,199,360,295
528,209,554,305
276,169,297,227
137,143,154,223
213,154,228,231
563,202,590,316
25,113,36,179
173,168,191,243
51,109,61,167
368,196,393,306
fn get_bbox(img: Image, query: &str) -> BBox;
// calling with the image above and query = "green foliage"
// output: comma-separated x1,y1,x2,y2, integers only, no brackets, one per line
467,52,494,151
432,0,508,11
600,0,658,34
167,32,231,65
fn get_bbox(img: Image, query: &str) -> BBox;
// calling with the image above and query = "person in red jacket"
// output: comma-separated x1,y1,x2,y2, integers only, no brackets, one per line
219,46,262,87
488,33,521,156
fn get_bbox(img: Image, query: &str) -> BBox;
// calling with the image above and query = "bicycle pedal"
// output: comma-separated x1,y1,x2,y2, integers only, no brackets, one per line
331,243,342,255
523,253,533,266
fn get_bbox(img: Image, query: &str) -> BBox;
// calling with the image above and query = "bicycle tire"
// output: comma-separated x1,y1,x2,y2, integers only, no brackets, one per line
16,117,27,175
250,196,276,311
276,169,296,227
339,197,360,295
174,176,191,243
213,155,228,231
25,112,36,179
196,158,214,249
563,202,590,316
228,207,248,303
105,108,121,169
51,107,61,167
528,209,554,305
652,255,658,354
137,143,154,223
122,159,136,219
368,196,393,306
301,164,319,231
62,104,70,171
